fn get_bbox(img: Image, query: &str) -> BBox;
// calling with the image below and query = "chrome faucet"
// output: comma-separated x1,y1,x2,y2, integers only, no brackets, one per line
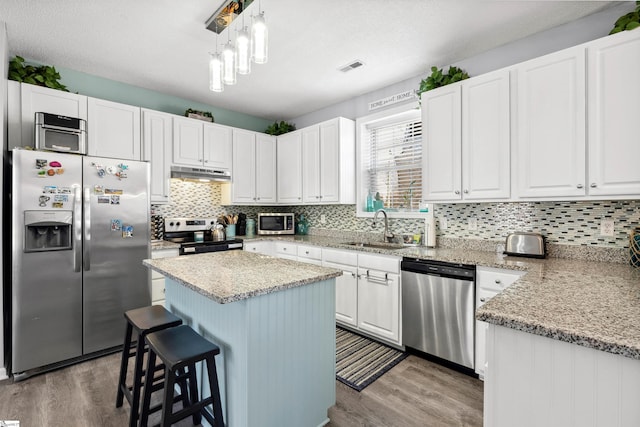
373,209,394,243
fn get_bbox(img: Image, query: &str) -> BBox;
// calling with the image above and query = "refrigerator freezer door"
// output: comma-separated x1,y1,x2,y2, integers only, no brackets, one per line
82,156,151,354
11,150,83,373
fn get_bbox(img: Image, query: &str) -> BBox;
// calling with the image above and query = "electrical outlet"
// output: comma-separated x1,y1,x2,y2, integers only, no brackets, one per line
440,217,448,230
320,214,326,224
468,217,478,231
601,219,614,236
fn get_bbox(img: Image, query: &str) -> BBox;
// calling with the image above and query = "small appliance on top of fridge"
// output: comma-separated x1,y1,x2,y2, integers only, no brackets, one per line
10,148,151,379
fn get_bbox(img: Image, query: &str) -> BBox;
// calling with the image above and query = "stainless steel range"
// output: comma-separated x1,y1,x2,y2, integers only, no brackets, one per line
163,217,243,255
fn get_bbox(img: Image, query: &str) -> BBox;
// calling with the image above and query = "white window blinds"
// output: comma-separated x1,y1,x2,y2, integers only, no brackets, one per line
362,112,422,211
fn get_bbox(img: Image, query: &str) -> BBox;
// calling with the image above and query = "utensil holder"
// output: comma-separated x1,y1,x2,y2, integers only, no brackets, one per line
226,224,236,239
630,227,640,268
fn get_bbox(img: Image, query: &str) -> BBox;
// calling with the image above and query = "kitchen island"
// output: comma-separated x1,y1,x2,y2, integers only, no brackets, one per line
143,250,341,427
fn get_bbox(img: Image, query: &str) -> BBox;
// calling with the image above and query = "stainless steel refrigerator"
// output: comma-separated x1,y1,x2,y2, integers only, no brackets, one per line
10,149,151,378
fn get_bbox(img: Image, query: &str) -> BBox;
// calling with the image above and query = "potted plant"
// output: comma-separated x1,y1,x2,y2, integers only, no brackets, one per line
265,120,296,135
185,109,214,122
417,66,470,97
8,56,68,91
609,2,640,34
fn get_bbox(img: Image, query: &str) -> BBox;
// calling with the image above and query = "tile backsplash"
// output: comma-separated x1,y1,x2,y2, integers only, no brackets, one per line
152,180,639,249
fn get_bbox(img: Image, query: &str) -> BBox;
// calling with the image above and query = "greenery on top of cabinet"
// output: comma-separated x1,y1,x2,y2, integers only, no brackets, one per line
265,120,296,135
610,1,640,34
8,56,68,91
418,66,470,96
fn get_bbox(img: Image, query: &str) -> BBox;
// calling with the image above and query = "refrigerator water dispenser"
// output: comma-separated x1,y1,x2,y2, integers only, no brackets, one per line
24,210,73,252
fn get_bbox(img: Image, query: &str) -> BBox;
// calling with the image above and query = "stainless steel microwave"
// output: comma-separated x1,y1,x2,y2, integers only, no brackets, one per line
258,213,295,235
35,112,87,154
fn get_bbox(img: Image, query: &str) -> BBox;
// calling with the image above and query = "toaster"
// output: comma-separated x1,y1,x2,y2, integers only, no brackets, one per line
504,232,546,258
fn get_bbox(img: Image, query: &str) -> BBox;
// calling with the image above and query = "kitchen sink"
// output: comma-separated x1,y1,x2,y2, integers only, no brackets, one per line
342,242,406,250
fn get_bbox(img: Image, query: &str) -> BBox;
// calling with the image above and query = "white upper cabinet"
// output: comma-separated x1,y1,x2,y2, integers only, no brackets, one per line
19,83,88,148
421,84,462,201
255,133,277,203
229,129,256,204
277,130,303,204
87,97,141,160
172,116,204,166
298,117,355,204
587,29,640,197
224,130,276,204
142,109,172,204
203,122,233,171
174,116,233,170
422,70,511,203
462,69,511,200
302,126,321,203
515,46,586,198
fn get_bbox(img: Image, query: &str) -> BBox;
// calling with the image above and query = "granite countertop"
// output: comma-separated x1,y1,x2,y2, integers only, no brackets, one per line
143,250,341,304
244,234,640,360
151,240,181,250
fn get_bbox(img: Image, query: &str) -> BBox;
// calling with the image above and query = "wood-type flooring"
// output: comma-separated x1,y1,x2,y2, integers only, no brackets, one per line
0,352,483,426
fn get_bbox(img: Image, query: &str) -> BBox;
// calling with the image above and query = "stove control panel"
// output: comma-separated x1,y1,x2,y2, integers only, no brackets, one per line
164,217,217,232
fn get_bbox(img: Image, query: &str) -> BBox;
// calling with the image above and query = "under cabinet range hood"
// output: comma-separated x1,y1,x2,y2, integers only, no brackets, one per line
170,166,231,182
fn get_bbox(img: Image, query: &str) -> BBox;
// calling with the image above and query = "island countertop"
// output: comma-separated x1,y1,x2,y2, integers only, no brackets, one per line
143,250,341,304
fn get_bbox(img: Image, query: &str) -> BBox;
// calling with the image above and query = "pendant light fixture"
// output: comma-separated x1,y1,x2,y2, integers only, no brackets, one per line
236,25,251,75
222,39,237,85
205,0,268,92
251,11,268,64
209,52,224,92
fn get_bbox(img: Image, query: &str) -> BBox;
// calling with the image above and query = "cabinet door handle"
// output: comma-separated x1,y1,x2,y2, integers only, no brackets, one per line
463,189,469,194
366,270,388,284
199,159,203,162
204,160,209,163
351,272,357,278
454,190,460,195
480,297,486,303
577,184,584,189
590,183,597,188
495,279,501,284
305,251,309,255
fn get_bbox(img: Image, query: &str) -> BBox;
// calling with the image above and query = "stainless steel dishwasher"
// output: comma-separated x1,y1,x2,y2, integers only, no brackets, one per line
401,258,475,369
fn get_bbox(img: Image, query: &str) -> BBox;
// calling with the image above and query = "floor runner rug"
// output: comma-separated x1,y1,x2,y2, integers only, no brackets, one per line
336,326,408,392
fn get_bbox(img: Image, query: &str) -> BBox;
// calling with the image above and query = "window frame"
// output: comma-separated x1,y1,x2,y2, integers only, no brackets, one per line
355,101,430,219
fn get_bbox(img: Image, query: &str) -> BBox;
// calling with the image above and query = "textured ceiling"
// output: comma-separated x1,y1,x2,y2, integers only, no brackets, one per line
0,1,617,121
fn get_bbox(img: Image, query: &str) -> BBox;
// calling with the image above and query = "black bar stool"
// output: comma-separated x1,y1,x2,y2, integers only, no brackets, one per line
139,325,224,427
116,305,183,427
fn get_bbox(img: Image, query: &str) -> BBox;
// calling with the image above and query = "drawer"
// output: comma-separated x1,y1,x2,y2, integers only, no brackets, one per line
152,248,179,259
151,269,165,280
477,266,525,292
274,242,298,256
322,248,358,266
296,244,322,260
151,277,165,302
358,253,400,274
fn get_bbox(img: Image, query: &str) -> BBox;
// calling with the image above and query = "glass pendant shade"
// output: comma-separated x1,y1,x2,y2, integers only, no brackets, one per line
222,41,237,85
251,12,268,64
236,27,251,75
209,53,224,92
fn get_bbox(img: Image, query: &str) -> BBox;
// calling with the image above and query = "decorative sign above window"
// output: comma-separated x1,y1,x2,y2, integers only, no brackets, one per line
368,90,417,111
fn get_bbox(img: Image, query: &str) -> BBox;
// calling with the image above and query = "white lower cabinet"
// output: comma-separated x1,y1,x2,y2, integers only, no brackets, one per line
150,247,179,306
243,241,274,256
475,266,525,379
274,241,298,261
357,266,400,344
296,244,322,265
323,249,359,327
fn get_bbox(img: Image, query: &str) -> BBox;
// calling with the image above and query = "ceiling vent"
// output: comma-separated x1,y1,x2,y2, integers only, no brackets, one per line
338,60,364,73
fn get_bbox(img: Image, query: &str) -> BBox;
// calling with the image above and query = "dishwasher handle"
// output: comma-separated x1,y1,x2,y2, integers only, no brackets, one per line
401,258,475,281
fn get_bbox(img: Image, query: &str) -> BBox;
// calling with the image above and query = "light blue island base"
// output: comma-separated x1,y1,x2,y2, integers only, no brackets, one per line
165,277,337,427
